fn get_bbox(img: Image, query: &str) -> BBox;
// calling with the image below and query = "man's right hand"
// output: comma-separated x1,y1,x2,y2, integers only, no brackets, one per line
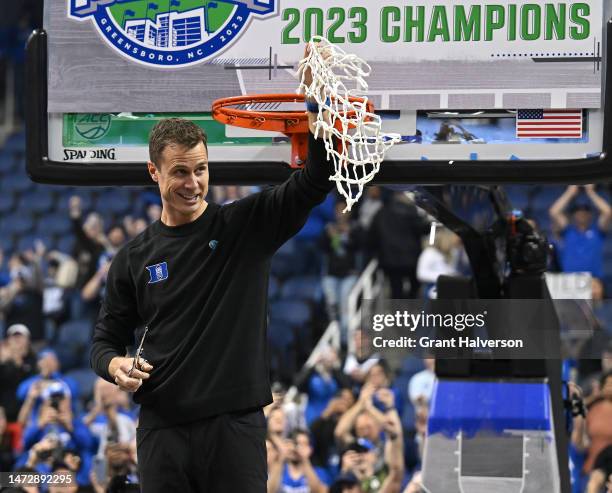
108,356,153,393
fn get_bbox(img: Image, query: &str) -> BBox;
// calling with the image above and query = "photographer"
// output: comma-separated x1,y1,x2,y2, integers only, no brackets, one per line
338,411,404,493
17,349,79,426
17,382,94,487
84,378,136,491
267,429,329,493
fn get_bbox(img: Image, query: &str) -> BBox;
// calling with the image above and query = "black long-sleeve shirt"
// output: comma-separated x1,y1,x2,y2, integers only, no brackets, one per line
91,134,334,429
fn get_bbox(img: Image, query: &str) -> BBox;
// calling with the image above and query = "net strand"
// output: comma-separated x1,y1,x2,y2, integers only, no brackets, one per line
297,36,401,211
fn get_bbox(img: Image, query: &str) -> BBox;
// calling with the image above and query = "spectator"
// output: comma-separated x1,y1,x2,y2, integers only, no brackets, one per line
320,203,362,339
338,411,404,493
145,203,162,224
81,257,111,305
42,250,77,341
103,225,127,259
357,187,383,232
268,429,329,493
407,359,435,407
586,444,612,493
123,216,148,240
17,349,79,426
0,324,37,421
0,406,14,472
549,185,612,279
416,228,462,298
368,193,428,298
297,346,350,426
310,389,356,479
1,252,44,343
343,332,380,387
68,196,106,290
18,382,94,486
329,472,363,493
335,384,386,453
268,405,288,443
84,378,136,467
583,371,612,476
49,459,79,493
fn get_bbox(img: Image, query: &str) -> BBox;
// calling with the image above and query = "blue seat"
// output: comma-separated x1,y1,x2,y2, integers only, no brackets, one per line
56,235,76,254
1,174,34,194
270,300,311,327
268,276,280,300
271,252,303,280
0,213,34,236
36,214,72,236
0,235,14,255
56,191,94,213
268,319,295,350
0,151,17,174
0,194,15,214
3,132,26,153
503,185,529,209
51,344,82,373
280,275,322,302
96,189,132,215
17,190,55,215
16,234,55,252
64,368,98,403
58,319,91,346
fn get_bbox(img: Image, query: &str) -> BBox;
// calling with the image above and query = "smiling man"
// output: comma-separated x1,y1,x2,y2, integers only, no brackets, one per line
90,85,335,491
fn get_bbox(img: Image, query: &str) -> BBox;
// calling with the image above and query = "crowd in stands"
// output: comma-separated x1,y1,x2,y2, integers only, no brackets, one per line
0,145,611,491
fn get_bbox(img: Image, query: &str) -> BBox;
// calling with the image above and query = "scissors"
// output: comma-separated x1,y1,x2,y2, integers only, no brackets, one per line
128,326,149,378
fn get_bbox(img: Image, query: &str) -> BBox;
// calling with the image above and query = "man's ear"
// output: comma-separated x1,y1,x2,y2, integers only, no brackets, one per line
147,161,159,183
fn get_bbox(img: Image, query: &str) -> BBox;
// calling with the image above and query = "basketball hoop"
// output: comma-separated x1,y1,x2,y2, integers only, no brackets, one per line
212,37,400,212
212,93,373,169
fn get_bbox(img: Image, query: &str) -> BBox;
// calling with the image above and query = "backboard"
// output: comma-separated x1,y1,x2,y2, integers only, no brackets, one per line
26,0,612,185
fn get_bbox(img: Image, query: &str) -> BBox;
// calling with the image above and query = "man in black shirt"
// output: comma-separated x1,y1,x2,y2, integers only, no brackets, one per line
91,63,334,492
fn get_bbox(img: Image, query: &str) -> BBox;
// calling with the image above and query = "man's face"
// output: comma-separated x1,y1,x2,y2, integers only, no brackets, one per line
38,353,60,377
573,210,592,230
148,142,209,224
366,364,388,389
355,413,380,442
108,227,125,248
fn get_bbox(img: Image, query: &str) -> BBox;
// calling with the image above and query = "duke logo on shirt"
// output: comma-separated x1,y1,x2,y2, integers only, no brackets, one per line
146,262,168,284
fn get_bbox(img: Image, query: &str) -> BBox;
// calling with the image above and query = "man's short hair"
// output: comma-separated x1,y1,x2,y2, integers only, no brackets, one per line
149,118,208,168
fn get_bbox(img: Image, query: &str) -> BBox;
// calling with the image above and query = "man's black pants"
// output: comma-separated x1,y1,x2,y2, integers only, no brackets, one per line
137,408,267,492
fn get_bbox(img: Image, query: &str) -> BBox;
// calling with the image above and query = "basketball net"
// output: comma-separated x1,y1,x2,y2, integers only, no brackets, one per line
297,36,401,212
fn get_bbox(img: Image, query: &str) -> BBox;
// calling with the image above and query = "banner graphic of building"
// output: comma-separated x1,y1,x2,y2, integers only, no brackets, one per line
124,7,207,48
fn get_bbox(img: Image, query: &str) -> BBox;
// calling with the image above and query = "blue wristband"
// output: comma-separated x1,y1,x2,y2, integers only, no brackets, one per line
306,97,330,113
305,100,320,113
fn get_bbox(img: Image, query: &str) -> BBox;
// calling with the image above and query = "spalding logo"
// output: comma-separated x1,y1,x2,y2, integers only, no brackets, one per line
68,0,277,68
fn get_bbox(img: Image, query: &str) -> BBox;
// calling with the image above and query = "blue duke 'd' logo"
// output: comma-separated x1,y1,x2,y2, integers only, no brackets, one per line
68,0,277,68
146,262,169,283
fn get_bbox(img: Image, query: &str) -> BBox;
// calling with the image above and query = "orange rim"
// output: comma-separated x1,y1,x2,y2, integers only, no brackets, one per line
211,93,374,134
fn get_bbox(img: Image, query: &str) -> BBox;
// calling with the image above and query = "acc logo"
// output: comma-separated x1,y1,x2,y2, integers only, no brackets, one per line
75,114,112,140
68,0,277,68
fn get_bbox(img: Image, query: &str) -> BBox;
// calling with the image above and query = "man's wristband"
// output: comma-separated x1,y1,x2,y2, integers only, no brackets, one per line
306,97,331,113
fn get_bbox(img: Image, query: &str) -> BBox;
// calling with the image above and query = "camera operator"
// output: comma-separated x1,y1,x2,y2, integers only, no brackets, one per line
17,349,79,426
337,402,404,493
17,382,93,487
267,429,328,493
85,378,136,491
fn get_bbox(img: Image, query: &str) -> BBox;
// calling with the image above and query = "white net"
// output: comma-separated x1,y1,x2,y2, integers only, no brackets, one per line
297,36,401,212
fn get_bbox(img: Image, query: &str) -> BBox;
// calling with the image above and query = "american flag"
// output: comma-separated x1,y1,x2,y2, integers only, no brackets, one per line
516,109,583,139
